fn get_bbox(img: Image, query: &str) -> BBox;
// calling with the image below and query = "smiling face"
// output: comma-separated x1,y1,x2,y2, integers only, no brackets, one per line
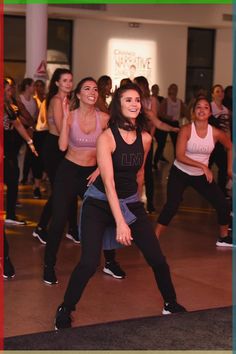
77,80,98,105
120,89,141,121
194,99,211,121
56,73,73,95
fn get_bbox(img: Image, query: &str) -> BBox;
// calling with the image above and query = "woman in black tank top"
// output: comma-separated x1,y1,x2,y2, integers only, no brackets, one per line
54,83,186,330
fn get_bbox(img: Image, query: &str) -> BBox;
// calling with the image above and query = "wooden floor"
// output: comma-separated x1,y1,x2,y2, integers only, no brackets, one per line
3,145,232,338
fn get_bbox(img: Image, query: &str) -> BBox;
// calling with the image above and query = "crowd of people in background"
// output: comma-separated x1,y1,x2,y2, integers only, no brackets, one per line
3,68,233,329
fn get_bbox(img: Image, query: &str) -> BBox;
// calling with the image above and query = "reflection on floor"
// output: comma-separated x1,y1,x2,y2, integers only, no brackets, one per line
4,157,232,338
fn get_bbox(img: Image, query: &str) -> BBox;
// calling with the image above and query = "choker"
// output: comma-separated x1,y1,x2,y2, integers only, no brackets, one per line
122,122,137,131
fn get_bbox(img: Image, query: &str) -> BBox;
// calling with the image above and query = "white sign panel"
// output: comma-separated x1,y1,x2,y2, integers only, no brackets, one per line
108,38,156,89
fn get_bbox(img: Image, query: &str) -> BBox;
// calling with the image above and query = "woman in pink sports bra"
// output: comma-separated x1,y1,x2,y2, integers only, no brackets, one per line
43,77,125,285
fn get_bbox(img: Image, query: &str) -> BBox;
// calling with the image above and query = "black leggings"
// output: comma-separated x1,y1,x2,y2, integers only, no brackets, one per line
44,159,96,267
24,130,48,180
158,165,230,226
4,155,19,220
209,142,228,195
38,133,76,230
44,159,117,267
63,198,177,311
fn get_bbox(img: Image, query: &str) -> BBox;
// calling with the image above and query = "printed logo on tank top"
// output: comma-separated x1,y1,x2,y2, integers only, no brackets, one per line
121,153,143,166
189,142,212,154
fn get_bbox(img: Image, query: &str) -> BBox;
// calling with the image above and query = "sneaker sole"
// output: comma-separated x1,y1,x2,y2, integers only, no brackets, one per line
216,241,233,248
5,220,27,226
103,267,125,279
65,233,80,244
162,309,171,315
43,279,58,285
54,324,71,331
3,274,15,279
32,232,47,245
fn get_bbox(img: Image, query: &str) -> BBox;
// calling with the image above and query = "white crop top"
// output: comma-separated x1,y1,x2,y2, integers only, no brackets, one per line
174,122,215,176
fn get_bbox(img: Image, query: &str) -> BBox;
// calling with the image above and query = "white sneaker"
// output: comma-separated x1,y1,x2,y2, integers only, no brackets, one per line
65,232,80,244
5,218,27,226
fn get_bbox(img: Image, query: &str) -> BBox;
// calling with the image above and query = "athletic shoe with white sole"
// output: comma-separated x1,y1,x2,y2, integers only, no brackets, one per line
5,217,27,226
216,235,233,248
162,301,187,315
103,261,126,279
32,227,47,245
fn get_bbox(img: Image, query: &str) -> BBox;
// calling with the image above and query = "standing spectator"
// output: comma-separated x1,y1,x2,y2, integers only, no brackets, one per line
4,79,38,225
209,84,231,196
18,78,40,197
96,75,113,113
151,84,169,167
134,77,179,213
158,83,187,158
33,80,49,195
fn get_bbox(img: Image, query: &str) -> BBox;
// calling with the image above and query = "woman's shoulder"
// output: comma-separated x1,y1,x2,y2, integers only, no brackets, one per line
141,130,152,144
180,122,192,136
50,95,63,106
97,109,110,129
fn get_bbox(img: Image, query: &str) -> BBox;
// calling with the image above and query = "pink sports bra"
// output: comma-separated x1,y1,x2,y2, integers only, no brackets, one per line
68,109,102,151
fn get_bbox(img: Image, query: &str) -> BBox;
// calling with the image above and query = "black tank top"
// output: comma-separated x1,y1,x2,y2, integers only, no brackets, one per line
94,124,144,199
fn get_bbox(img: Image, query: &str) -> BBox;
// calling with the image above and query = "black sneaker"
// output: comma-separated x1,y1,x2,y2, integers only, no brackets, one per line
43,265,58,285
55,305,72,330
65,229,80,244
5,217,27,226
32,227,47,245
33,187,42,199
3,257,15,279
162,301,187,315
216,235,233,248
103,261,126,279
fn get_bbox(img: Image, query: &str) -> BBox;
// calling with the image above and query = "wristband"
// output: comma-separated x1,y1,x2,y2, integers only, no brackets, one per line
27,139,33,145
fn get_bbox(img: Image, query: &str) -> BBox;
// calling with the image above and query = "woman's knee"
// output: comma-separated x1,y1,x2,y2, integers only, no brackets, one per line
79,261,98,278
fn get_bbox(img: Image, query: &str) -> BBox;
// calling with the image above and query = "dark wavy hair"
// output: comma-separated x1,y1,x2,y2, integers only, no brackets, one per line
97,75,111,95
133,76,150,99
70,77,97,111
19,78,34,93
46,68,72,109
108,83,148,132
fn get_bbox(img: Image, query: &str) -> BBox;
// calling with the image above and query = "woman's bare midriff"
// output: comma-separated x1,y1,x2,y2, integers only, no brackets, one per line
65,147,97,167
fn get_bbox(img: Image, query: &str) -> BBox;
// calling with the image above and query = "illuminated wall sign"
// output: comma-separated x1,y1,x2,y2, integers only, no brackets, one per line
108,38,157,89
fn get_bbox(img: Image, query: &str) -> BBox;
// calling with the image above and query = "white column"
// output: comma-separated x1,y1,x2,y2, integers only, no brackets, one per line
25,4,48,80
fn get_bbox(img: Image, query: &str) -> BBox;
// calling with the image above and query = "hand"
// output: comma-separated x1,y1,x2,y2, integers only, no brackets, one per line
29,143,38,157
62,97,70,120
202,165,213,183
171,127,180,133
116,222,133,246
86,168,100,186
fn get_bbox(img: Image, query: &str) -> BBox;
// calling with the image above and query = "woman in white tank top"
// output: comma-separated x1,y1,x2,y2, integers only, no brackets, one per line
155,97,232,248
